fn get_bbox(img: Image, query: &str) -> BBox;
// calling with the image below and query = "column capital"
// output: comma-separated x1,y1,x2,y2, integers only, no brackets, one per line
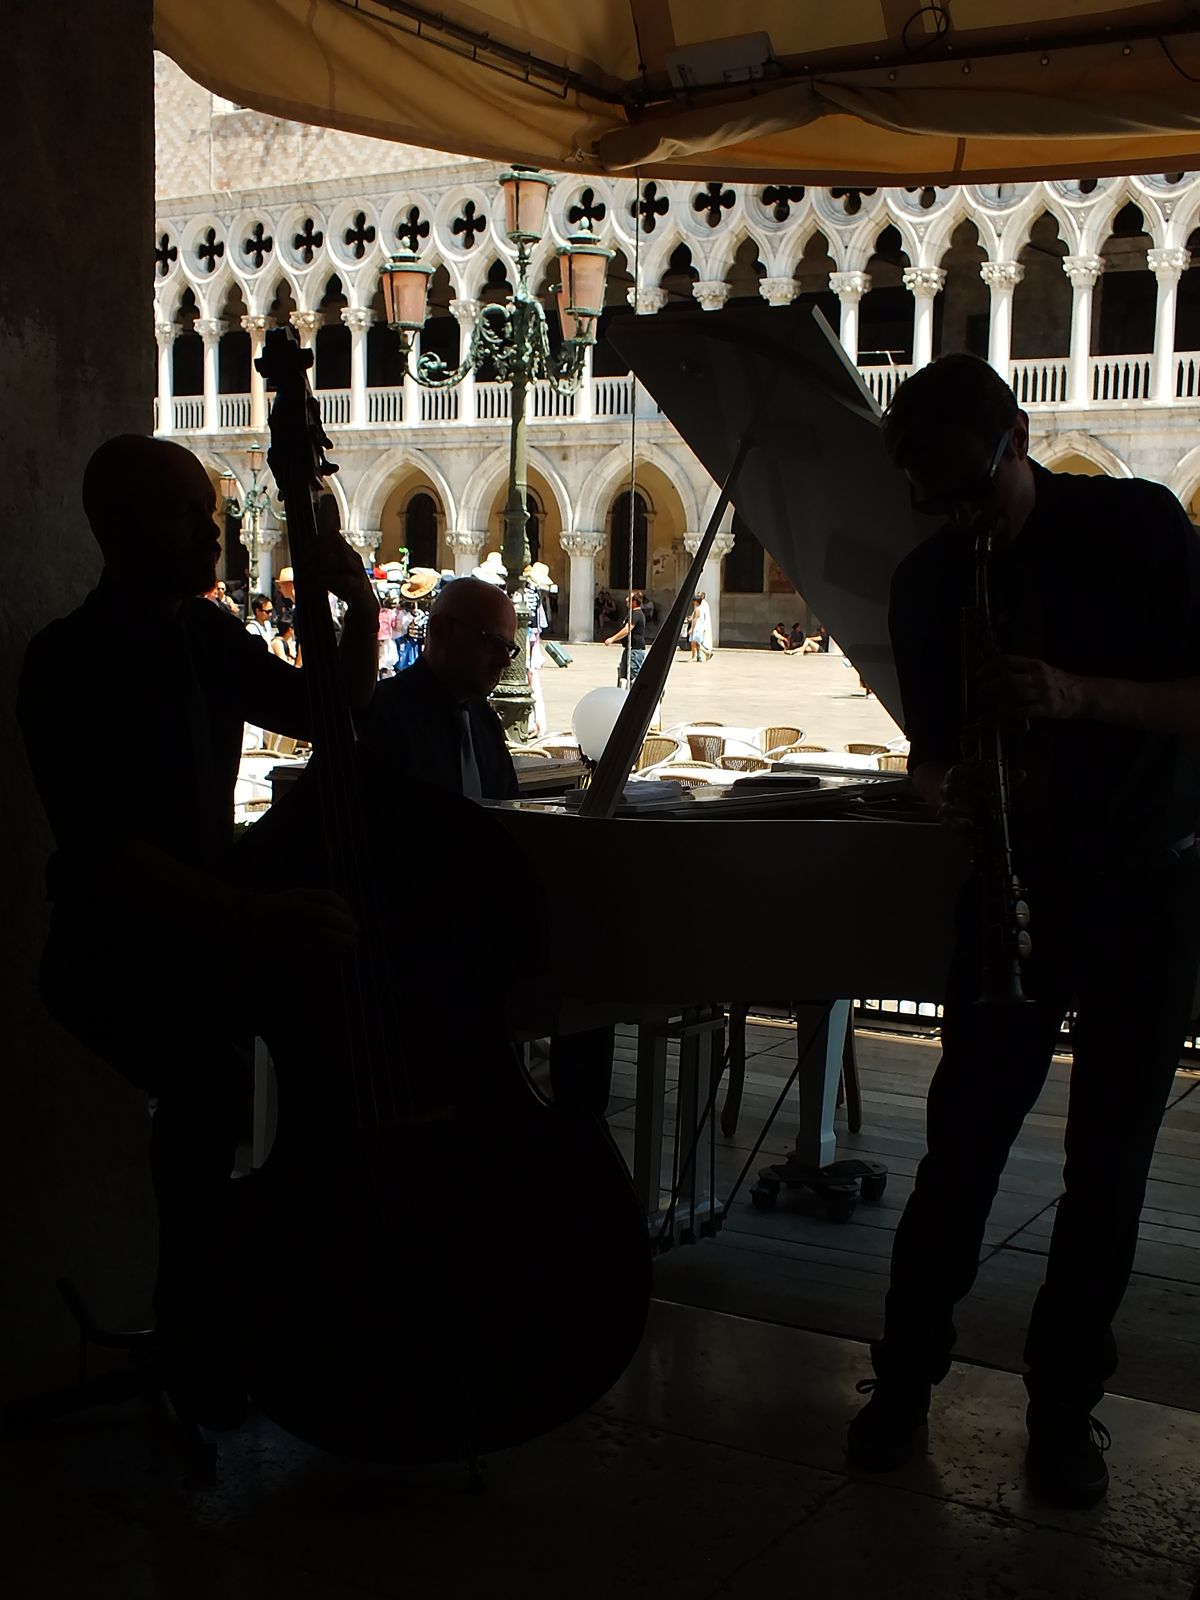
682,529,735,558
901,266,946,299
560,528,606,557
627,286,668,315
758,276,800,308
154,321,175,349
289,309,322,337
692,280,730,313
341,307,374,333
979,260,1025,291
1062,255,1105,290
240,314,270,335
445,528,486,554
195,318,224,343
450,298,481,327
1148,246,1192,281
829,270,871,301
256,525,283,552
346,528,380,554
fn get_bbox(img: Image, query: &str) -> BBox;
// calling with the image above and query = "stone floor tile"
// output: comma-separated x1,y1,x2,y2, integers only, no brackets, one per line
711,1481,1197,1600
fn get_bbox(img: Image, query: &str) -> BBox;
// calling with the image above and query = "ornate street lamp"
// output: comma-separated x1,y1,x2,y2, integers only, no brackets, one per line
221,443,274,611
379,165,612,740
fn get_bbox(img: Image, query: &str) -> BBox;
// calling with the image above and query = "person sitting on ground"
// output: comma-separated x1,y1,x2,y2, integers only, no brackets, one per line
17,434,378,1428
769,622,791,653
788,622,810,652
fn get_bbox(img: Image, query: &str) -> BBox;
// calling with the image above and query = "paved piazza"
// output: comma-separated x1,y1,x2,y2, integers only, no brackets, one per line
537,643,905,749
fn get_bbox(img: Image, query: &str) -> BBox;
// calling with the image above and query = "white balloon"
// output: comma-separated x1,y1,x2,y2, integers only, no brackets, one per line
571,686,628,761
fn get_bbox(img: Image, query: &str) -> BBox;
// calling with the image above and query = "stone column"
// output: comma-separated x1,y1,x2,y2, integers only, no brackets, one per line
683,525,736,647
195,318,222,432
759,277,801,309
628,287,668,316
901,267,946,369
574,343,596,421
979,261,1024,379
1148,247,1191,403
342,307,373,427
446,528,486,577
692,281,730,313
560,529,606,642
450,298,480,424
154,322,174,433
240,314,269,431
256,525,282,595
1062,255,1104,405
829,271,870,362
289,309,321,350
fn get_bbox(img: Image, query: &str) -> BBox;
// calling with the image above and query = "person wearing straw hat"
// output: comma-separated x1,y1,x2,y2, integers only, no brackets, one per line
472,550,508,588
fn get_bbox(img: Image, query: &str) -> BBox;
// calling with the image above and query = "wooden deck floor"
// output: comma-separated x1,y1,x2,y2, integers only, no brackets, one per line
606,1018,1200,1414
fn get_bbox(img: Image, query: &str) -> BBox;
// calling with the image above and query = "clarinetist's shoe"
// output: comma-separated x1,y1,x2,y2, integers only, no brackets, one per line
1024,1402,1111,1507
846,1373,931,1471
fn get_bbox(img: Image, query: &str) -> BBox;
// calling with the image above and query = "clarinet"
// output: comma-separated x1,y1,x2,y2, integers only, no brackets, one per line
961,526,1034,1006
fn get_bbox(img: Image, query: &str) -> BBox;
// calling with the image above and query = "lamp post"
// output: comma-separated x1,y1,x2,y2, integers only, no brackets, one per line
220,443,273,612
379,166,612,740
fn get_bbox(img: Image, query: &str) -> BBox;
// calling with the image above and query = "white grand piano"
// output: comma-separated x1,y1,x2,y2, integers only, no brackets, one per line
496,305,969,1238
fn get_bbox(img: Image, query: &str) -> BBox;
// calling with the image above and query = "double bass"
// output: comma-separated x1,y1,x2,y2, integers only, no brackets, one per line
232,328,649,1464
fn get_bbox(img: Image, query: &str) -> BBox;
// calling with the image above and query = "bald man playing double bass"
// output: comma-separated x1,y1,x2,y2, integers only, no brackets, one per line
17,434,379,1427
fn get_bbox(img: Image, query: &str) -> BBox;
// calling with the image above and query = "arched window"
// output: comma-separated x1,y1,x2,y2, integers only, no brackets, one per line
315,274,350,390
609,490,648,589
172,287,202,396
724,513,764,593
404,492,438,569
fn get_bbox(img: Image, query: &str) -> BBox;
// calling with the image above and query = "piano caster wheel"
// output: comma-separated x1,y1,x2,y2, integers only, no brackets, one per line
750,1178,779,1211
860,1173,887,1203
825,1194,857,1223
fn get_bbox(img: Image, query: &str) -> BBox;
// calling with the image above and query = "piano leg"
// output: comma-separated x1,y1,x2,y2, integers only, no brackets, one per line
792,1000,851,1171
632,1021,668,1217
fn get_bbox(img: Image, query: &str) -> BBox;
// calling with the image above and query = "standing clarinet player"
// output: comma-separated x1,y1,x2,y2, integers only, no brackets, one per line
848,354,1200,1507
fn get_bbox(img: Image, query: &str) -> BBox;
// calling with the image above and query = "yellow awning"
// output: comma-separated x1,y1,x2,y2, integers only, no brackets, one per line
155,0,1200,183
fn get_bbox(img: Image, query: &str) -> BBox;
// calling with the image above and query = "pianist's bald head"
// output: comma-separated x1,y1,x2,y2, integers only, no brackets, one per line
425,577,518,700
82,435,222,597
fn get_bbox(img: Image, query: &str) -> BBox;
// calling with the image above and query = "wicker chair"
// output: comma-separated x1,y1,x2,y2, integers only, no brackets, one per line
686,731,726,765
655,762,720,789
877,752,910,771
719,754,771,773
776,744,828,755
845,742,889,756
538,741,581,760
636,735,681,771
761,724,803,756
690,721,724,727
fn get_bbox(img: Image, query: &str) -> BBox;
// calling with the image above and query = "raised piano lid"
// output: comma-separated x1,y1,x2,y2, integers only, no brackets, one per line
607,304,931,726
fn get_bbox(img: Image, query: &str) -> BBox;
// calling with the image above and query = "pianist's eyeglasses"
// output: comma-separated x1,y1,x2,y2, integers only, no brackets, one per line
449,617,519,659
909,427,1011,518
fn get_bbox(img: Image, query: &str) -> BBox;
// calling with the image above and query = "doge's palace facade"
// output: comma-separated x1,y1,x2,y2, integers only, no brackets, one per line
154,56,1200,644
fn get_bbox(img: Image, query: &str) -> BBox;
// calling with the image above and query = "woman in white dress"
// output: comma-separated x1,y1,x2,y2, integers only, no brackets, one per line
690,591,714,662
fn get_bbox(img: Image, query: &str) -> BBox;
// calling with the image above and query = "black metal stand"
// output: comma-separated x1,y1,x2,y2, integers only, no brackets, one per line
4,1279,216,1472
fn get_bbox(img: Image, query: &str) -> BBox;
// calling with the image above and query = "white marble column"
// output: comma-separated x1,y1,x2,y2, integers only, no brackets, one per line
240,314,269,431
154,322,174,433
683,525,736,647
450,298,480,424
256,526,282,595
692,281,730,313
289,309,321,350
759,277,801,309
196,318,222,432
829,271,870,362
341,307,373,427
446,528,486,577
628,287,668,316
560,530,606,642
574,343,596,421
1148,247,1191,403
901,267,946,369
979,260,1024,379
347,528,380,571
1062,256,1104,405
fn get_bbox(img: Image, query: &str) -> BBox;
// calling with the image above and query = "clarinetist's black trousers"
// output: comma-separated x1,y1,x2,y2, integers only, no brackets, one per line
880,843,1200,1408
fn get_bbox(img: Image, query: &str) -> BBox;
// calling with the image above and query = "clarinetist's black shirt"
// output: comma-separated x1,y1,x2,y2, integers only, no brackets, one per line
889,462,1200,870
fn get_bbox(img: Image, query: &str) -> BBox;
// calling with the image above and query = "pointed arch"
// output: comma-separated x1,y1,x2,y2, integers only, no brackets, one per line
1168,442,1200,505
1035,431,1132,478
1080,177,1164,255
459,446,573,535
575,441,699,534
1005,192,1081,261
351,446,458,534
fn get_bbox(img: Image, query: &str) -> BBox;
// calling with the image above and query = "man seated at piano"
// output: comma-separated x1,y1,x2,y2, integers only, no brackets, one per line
357,576,613,1117
17,434,379,1427
847,353,1200,1510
